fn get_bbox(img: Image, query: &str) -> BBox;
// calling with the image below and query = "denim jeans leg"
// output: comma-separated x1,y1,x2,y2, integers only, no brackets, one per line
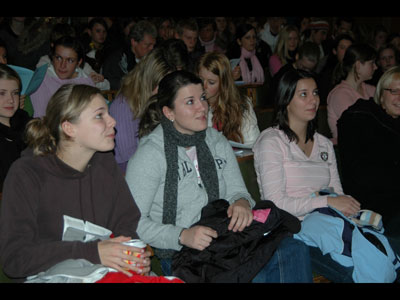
160,258,173,276
252,236,313,283
309,246,354,283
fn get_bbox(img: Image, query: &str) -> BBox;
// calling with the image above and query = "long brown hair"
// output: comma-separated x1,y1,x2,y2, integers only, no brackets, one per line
197,52,249,143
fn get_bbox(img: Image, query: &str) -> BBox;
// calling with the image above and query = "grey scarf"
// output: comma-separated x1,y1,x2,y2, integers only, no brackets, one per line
155,116,219,259
161,116,219,226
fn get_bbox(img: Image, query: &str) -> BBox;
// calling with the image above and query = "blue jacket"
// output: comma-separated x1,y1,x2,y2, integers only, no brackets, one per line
295,207,400,283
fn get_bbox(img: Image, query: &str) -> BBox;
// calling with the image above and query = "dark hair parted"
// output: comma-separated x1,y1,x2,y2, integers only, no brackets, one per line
157,38,189,71
50,35,85,64
333,43,376,85
235,23,256,41
87,17,108,32
139,70,203,138
273,68,318,143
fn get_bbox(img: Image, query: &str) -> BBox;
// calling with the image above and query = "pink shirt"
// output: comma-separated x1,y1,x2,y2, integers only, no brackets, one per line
327,80,375,143
31,66,95,118
252,127,343,220
268,55,283,77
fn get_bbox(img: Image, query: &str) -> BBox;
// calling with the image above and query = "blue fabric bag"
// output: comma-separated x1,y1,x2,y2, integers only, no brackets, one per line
294,206,400,283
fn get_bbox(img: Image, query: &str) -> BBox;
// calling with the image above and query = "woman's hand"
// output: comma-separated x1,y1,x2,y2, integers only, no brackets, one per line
89,72,105,83
327,195,361,217
232,65,241,81
227,198,253,232
20,94,26,109
179,226,218,251
98,236,152,277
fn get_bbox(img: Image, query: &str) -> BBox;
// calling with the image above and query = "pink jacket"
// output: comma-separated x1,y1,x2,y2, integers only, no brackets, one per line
252,127,343,220
327,80,375,143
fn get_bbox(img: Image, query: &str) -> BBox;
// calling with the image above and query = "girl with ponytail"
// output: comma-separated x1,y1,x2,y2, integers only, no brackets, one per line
327,44,377,144
0,84,150,281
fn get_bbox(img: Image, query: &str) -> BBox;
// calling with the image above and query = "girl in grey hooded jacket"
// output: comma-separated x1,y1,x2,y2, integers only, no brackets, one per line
125,70,313,282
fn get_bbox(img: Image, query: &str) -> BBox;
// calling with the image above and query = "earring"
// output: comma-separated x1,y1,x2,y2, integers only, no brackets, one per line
171,119,174,122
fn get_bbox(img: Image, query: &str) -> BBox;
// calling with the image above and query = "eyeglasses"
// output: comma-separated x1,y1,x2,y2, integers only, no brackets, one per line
384,88,400,95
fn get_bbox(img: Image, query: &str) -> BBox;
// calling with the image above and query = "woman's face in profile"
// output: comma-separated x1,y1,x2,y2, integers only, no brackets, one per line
198,67,220,105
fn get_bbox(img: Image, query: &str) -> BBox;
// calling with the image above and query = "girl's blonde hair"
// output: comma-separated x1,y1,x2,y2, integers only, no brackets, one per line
274,25,299,66
25,84,101,156
196,51,249,143
117,48,171,120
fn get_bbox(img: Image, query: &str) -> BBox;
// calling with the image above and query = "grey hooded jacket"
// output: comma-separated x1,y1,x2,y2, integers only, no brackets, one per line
125,125,255,253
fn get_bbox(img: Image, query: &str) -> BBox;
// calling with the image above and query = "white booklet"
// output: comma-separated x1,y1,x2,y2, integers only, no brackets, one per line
229,140,254,149
62,215,112,242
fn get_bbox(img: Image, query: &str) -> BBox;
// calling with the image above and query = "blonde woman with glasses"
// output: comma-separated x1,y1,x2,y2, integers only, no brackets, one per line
337,65,400,248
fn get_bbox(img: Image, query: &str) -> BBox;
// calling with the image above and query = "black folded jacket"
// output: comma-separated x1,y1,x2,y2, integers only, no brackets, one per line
172,199,301,283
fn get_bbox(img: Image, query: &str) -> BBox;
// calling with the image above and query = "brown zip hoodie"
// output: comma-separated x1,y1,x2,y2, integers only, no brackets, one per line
0,149,140,281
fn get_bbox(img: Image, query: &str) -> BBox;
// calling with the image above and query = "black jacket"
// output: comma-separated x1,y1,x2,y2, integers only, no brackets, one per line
337,98,400,235
171,199,300,283
0,108,31,191
102,45,137,90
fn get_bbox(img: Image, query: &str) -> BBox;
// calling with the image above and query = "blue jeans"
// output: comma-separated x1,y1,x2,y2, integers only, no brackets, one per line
251,236,313,283
308,246,354,283
161,236,313,283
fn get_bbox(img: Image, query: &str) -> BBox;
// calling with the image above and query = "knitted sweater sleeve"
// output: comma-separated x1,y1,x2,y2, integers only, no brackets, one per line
240,98,261,147
109,96,140,172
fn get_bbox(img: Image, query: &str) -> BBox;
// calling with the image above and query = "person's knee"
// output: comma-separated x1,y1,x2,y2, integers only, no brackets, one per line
279,236,310,256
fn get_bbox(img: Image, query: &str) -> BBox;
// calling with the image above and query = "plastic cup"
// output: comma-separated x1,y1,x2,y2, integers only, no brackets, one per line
122,239,146,272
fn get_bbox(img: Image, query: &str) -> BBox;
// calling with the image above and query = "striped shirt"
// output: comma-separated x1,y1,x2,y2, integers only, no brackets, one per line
252,127,343,220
